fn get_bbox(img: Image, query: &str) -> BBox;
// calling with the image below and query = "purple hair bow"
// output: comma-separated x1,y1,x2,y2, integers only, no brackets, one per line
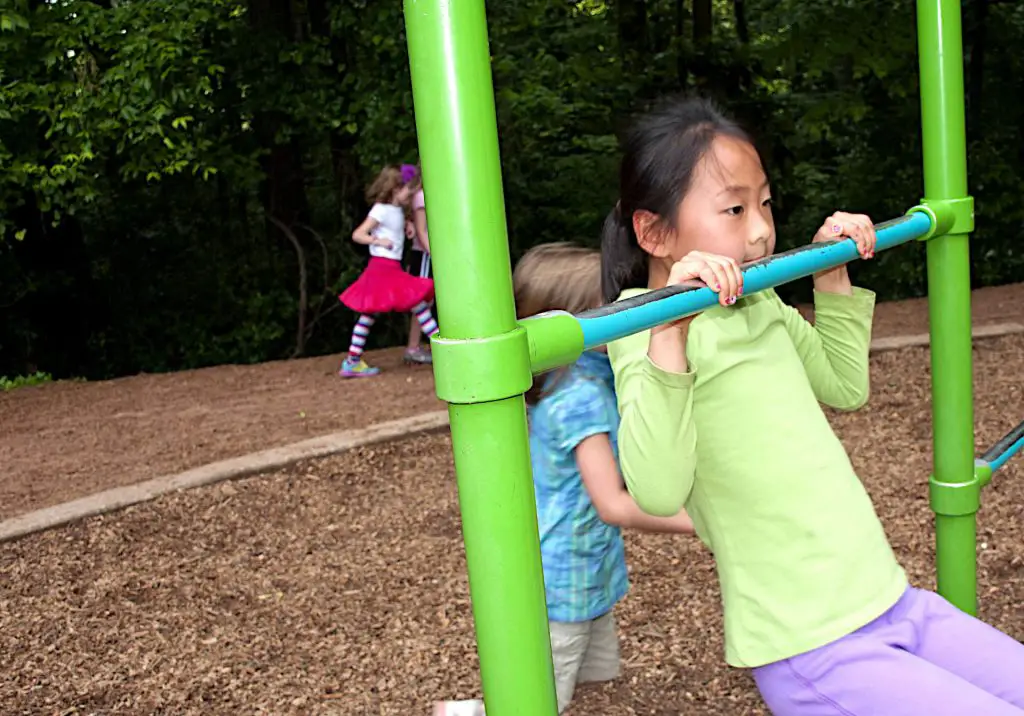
400,163,419,184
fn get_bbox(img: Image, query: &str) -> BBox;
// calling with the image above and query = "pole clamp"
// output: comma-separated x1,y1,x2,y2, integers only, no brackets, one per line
431,327,533,405
907,196,975,240
929,474,980,517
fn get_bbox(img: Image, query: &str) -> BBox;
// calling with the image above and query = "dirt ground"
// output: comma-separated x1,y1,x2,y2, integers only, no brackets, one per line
1,282,1023,522
1,329,1023,714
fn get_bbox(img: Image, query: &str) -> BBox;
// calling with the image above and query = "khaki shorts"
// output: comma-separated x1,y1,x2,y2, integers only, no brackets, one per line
550,611,622,713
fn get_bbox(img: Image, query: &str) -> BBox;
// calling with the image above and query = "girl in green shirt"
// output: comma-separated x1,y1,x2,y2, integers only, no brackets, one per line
600,95,1024,715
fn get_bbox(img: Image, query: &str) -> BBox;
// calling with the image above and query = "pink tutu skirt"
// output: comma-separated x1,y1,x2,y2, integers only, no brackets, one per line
339,256,435,314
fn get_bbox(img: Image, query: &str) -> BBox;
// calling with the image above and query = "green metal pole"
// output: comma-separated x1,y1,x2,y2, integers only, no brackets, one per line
403,1,558,714
916,0,978,615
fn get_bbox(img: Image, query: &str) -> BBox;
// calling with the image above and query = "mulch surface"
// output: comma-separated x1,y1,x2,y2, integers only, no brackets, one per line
1,282,1023,522
0,348,442,521
1,331,1023,713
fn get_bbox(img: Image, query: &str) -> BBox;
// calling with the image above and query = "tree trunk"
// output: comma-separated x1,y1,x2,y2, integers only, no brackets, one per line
617,0,648,74
731,0,752,94
308,0,364,225
692,0,712,45
734,0,749,44
691,0,712,89
249,0,314,360
966,0,989,142
675,0,688,88
249,0,311,230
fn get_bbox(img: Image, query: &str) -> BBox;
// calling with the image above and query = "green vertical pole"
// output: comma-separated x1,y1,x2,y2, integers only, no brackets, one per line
916,0,978,615
403,1,559,714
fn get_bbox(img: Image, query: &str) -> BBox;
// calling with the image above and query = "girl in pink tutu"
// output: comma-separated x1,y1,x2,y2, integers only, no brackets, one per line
338,165,439,378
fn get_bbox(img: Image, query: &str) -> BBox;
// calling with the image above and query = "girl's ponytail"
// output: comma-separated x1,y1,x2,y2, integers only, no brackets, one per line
600,203,649,304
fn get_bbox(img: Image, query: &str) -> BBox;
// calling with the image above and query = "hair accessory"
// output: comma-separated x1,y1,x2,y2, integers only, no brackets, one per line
400,163,419,184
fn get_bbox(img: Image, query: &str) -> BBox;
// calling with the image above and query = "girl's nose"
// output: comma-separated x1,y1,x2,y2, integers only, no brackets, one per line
750,214,772,244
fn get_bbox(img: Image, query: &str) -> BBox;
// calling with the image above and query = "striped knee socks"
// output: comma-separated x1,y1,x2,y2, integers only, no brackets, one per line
411,301,439,337
347,314,375,360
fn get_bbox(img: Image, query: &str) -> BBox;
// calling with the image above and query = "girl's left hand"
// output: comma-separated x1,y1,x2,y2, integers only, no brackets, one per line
813,211,877,259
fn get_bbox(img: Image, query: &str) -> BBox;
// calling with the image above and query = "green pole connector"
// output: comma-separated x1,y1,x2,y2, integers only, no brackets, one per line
518,311,585,375
404,1,558,713
432,328,534,404
975,459,994,489
928,476,980,518
916,0,977,615
906,197,974,241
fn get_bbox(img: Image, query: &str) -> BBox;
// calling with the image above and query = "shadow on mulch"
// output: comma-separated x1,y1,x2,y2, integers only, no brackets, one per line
1,336,1022,715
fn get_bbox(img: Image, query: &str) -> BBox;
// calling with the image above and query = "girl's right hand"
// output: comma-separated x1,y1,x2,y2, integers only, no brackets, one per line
377,239,394,250
667,251,744,307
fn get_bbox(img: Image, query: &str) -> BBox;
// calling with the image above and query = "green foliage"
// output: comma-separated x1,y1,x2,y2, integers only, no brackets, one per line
0,371,53,391
0,0,241,239
1,0,1022,380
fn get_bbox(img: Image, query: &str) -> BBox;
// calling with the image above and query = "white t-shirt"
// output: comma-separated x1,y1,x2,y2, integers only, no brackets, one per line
367,202,406,260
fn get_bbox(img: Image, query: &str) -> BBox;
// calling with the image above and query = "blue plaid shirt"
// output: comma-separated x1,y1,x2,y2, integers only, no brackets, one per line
528,351,629,623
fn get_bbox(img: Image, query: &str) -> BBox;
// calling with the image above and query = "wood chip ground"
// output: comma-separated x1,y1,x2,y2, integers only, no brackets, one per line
1,286,1023,714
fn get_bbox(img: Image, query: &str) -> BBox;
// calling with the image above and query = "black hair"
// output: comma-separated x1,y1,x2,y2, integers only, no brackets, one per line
600,95,759,303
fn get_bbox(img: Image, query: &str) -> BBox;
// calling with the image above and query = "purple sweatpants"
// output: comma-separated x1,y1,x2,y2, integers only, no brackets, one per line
753,587,1024,715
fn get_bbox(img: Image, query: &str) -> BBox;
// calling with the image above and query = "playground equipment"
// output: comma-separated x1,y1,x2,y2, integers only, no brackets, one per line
403,0,1024,713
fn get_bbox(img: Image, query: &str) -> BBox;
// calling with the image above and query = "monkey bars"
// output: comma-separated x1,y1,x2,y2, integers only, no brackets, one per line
402,0,1018,713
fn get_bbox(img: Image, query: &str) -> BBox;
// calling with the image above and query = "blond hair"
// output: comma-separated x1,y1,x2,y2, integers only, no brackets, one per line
366,165,404,204
513,242,603,404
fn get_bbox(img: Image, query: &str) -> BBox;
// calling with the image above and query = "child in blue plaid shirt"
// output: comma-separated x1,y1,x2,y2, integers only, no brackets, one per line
514,242,695,713
435,243,695,715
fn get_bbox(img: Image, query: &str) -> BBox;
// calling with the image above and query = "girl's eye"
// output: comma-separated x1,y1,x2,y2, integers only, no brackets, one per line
725,205,744,216
762,197,773,207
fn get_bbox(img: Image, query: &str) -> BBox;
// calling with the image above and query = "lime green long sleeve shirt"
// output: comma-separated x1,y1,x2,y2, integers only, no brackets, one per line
607,286,907,668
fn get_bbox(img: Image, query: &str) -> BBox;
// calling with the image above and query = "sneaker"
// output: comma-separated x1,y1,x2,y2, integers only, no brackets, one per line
403,347,433,365
433,701,485,716
338,357,380,378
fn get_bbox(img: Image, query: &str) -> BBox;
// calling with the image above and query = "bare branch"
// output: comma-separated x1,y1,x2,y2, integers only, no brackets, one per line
268,214,309,358
297,222,332,293
296,222,338,346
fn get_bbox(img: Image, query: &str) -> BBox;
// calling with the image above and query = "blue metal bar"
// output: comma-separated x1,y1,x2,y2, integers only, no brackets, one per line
577,212,932,350
980,419,1024,473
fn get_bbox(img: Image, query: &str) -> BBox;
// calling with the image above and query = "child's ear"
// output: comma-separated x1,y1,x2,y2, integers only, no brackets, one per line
633,210,672,258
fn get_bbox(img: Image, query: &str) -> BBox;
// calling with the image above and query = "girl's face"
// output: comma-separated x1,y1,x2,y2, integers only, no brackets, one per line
393,183,413,206
643,134,776,270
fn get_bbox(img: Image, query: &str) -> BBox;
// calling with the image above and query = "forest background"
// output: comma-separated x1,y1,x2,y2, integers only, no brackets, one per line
1,0,1020,380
